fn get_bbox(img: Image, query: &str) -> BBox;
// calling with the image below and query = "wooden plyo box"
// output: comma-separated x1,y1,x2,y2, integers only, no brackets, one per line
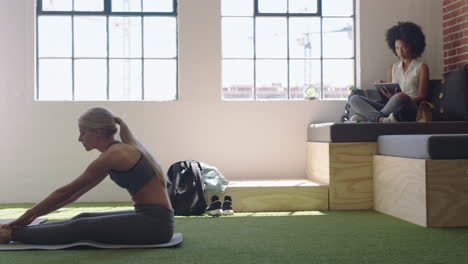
307,142,377,210
374,155,468,227
206,180,329,212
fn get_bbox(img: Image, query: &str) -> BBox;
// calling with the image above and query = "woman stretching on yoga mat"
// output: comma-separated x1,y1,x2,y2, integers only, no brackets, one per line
0,107,174,245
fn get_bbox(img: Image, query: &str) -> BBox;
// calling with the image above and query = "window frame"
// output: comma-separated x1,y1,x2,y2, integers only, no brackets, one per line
254,0,322,17
36,0,179,101
222,0,356,100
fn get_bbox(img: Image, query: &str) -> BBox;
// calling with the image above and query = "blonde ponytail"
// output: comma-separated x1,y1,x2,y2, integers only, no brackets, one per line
79,107,169,187
115,117,169,187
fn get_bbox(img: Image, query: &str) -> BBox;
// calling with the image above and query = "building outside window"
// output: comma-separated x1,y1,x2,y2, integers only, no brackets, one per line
222,0,355,100
36,0,178,101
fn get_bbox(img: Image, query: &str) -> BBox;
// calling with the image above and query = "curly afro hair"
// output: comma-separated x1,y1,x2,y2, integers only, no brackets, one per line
386,22,426,59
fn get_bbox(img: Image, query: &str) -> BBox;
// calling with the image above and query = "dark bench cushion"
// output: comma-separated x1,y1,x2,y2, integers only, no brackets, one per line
308,122,468,142
378,134,468,159
437,66,468,121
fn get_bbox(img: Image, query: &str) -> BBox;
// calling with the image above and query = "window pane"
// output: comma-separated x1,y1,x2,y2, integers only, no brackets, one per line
256,59,287,100
258,0,287,13
323,18,353,58
109,59,142,100
74,59,107,100
323,59,354,99
74,17,107,57
289,17,321,59
38,59,72,100
109,17,142,58
222,18,253,58
42,0,72,11
112,0,142,12
144,59,176,100
289,59,321,99
256,17,287,58
144,17,177,58
74,0,104,11
38,16,72,57
143,0,173,12
323,0,354,16
222,0,253,16
222,59,254,100
289,0,317,13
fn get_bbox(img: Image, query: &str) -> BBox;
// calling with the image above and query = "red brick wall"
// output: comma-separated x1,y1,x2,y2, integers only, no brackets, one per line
443,0,468,72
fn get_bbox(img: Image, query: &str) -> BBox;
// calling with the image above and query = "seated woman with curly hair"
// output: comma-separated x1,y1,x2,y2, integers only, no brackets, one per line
348,21,429,123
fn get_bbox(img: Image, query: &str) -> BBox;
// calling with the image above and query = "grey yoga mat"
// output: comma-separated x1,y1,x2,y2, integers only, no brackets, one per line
0,218,183,250
0,218,48,226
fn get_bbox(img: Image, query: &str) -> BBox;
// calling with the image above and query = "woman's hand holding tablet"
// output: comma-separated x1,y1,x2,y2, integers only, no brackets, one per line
374,83,401,100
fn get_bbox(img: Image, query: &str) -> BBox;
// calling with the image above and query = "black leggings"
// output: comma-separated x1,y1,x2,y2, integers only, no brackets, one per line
348,94,418,122
11,204,174,245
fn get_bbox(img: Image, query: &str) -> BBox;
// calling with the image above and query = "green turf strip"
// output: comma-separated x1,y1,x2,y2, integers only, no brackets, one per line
0,203,467,264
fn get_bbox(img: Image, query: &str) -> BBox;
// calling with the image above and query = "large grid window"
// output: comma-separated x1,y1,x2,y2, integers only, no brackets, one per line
222,0,355,100
36,0,178,101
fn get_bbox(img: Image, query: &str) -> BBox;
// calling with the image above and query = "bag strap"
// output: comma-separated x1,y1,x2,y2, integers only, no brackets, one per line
189,161,206,204
170,162,184,195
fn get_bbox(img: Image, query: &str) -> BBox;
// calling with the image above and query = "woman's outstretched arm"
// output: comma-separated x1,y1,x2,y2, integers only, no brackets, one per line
39,172,109,217
5,155,111,228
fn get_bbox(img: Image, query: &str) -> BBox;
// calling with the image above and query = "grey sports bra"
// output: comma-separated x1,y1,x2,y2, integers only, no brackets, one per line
107,141,157,196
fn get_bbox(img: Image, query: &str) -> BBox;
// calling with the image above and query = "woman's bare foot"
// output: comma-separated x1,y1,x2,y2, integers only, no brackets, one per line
378,113,398,123
0,228,12,244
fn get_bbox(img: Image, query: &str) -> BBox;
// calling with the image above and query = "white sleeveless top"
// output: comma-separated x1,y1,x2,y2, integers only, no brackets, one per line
391,60,423,98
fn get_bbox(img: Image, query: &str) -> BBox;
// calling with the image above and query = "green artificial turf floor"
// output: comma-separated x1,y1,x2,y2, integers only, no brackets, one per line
0,203,467,264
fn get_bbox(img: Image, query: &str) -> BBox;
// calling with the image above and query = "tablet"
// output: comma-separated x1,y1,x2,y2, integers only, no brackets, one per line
374,83,402,94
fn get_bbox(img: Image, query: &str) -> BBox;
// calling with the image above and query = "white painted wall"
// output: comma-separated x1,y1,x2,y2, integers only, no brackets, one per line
0,0,442,202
